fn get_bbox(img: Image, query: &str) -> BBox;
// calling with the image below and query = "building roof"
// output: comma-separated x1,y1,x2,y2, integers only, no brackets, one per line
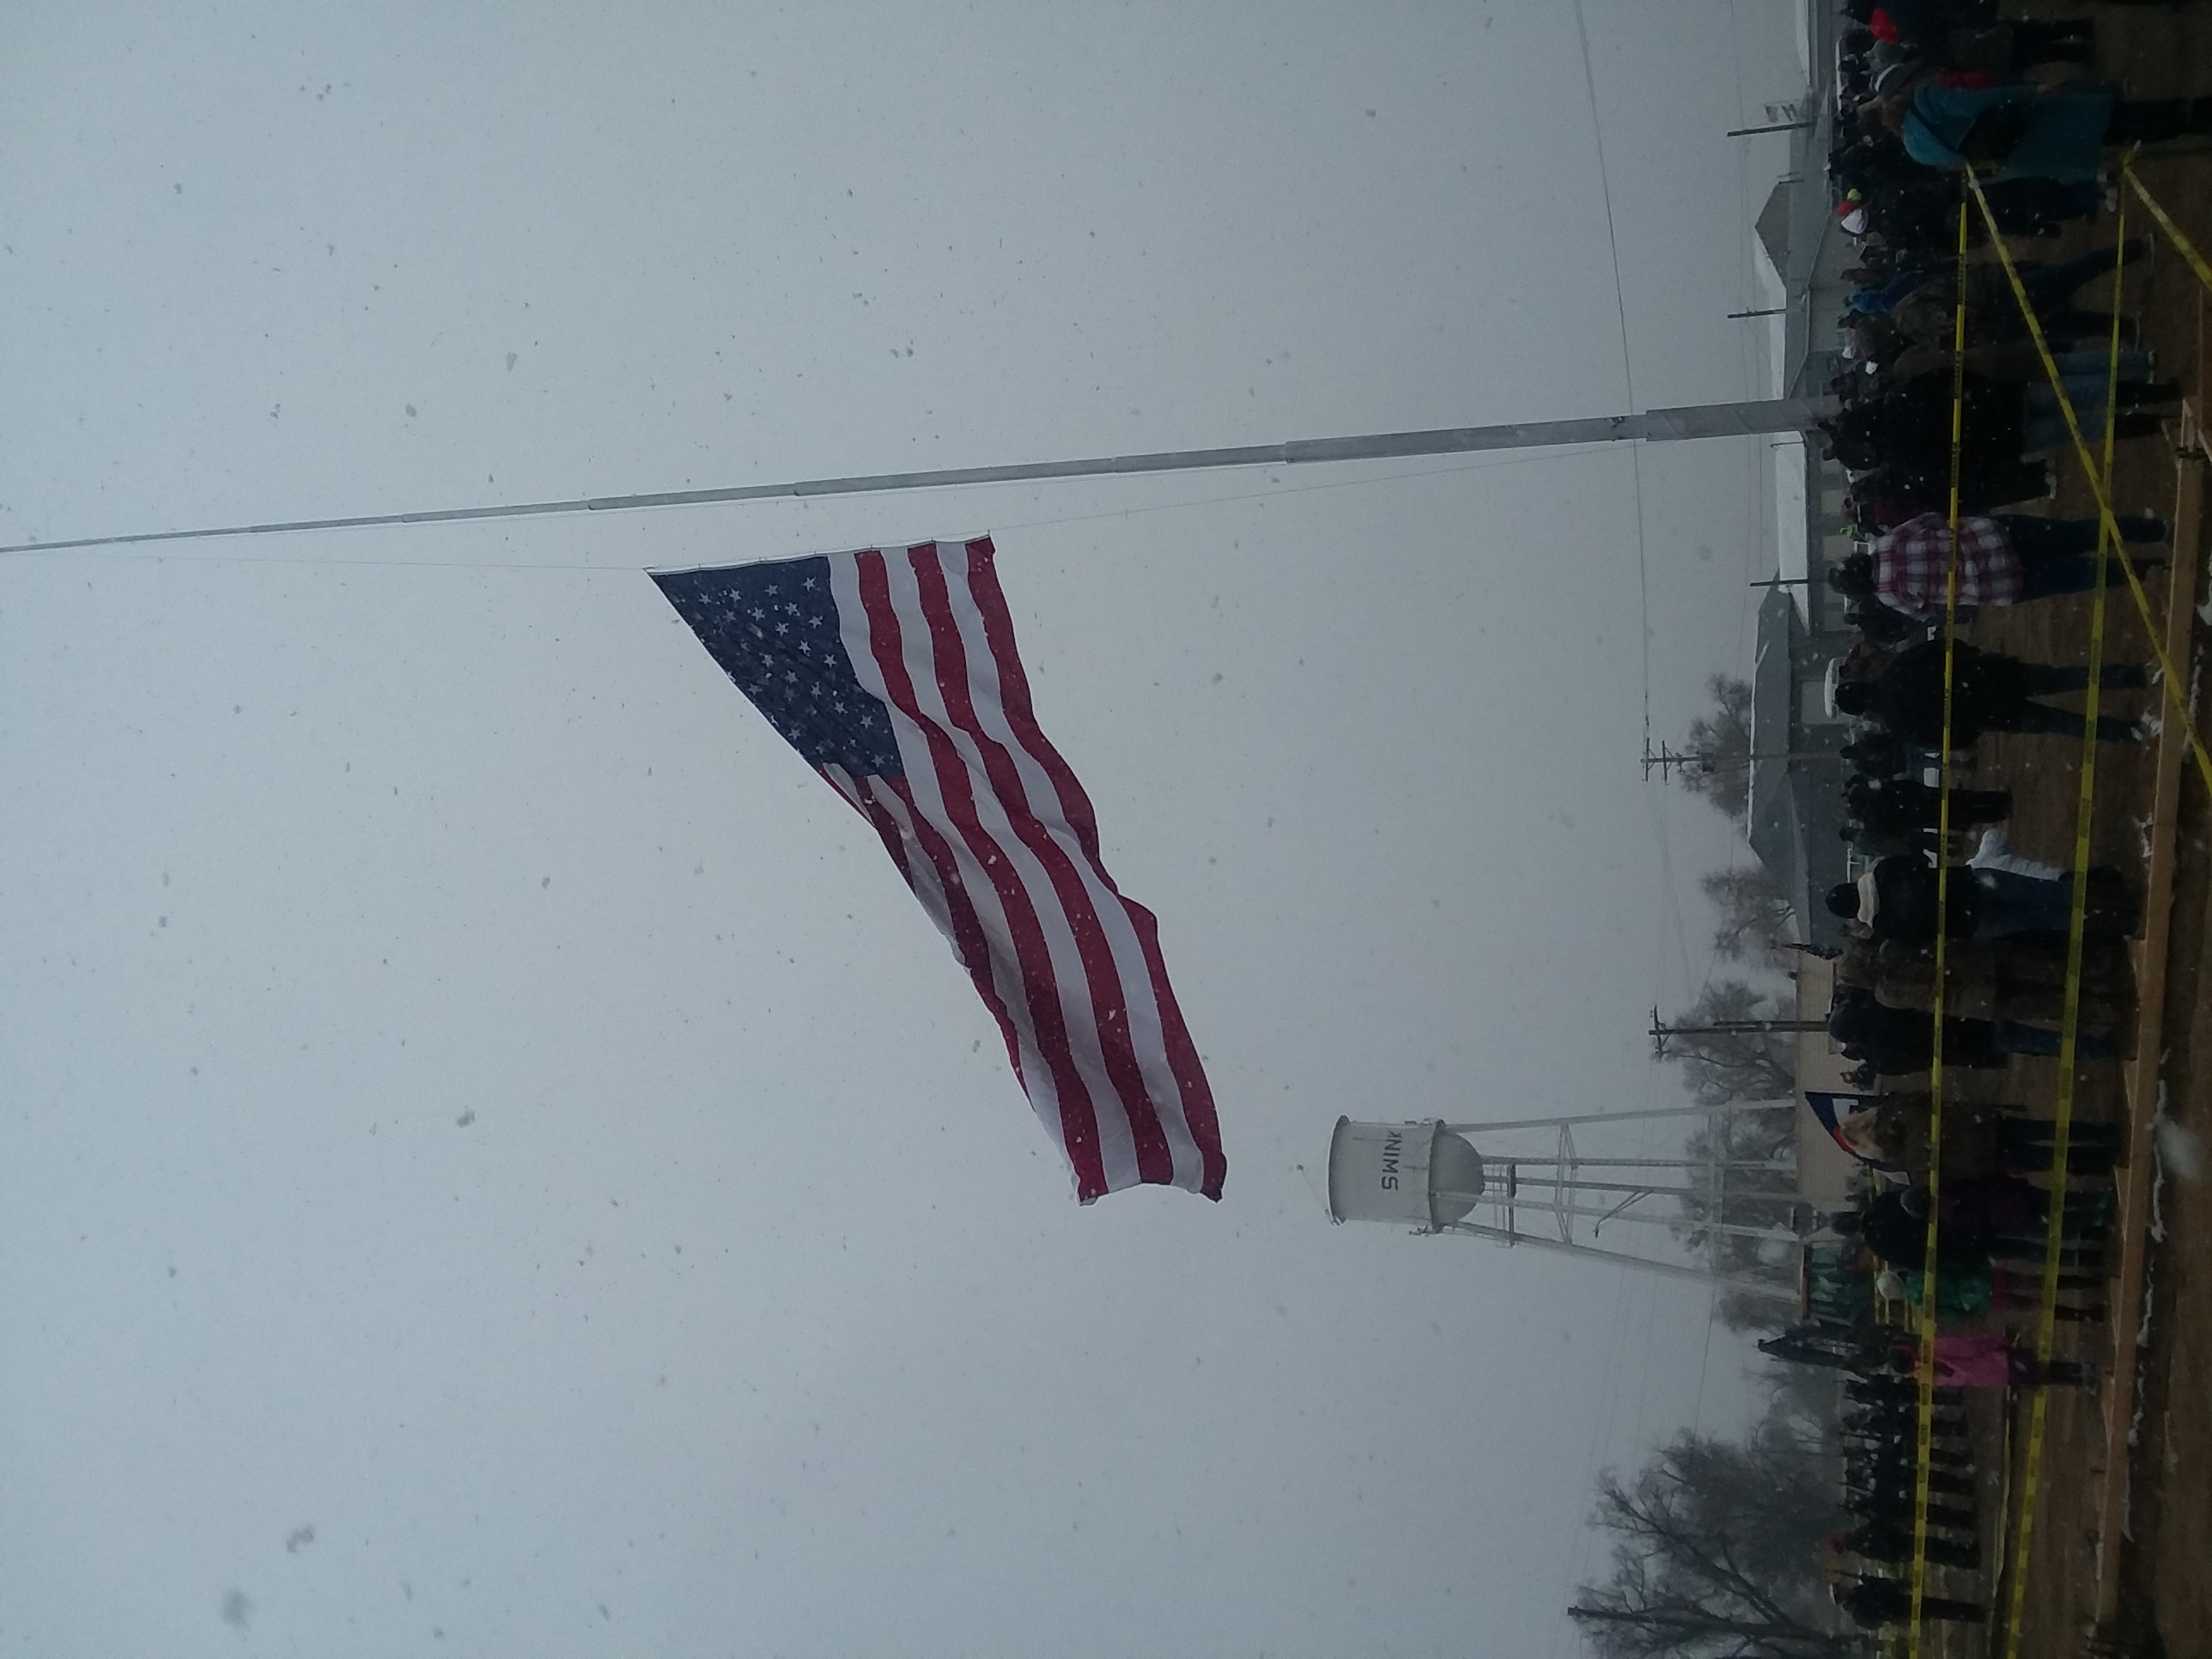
1755,178,1797,288
1757,0,1848,403
1747,586,1803,903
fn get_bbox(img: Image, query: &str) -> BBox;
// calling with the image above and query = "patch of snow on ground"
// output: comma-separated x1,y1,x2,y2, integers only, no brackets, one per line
2153,1116,2203,1184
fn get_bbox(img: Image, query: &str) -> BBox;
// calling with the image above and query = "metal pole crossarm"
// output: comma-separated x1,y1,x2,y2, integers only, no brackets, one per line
1653,1018,1829,1036
1518,1202,1802,1243
1444,1099,1796,1133
1502,1171,1784,1202
0,398,1840,556
1503,1155,1794,1170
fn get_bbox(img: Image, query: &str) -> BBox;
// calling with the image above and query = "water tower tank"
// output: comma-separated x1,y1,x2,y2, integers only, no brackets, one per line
1326,1118,1486,1230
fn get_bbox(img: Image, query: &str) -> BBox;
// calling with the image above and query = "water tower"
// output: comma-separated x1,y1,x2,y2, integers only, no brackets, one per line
1326,1103,1802,1302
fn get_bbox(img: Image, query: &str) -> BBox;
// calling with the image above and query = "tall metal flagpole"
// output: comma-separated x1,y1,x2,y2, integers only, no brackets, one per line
0,397,1836,556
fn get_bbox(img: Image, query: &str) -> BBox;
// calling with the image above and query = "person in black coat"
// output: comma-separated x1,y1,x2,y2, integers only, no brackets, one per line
1842,1410,1972,1449
1844,775,2011,839
1825,371,2026,485
1849,1455,1977,1498
1846,455,2058,521
1825,855,1980,945
1832,638,2151,744
1843,1425,1973,1466
1847,1376,1965,1408
1827,854,2141,945
1834,1577,1988,1626
1841,1518,1981,1570
1844,595,1921,646
1833,1195,1950,1273
1832,986,2118,1069
1828,994,2010,1073
1846,1489,1980,1535
1836,1183,2111,1273
1841,734,1911,778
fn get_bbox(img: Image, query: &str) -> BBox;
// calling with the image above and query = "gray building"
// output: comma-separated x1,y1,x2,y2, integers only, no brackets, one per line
1747,586,1851,949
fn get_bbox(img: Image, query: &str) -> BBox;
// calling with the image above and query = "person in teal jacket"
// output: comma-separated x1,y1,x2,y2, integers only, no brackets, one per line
1896,85,2212,180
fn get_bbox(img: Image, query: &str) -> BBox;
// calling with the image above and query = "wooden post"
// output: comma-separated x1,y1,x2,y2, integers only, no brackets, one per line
2090,415,2206,1621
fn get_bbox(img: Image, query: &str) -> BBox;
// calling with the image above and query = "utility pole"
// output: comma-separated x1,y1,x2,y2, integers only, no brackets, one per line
1644,743,1839,780
1641,741,1706,781
1650,1010,1828,1056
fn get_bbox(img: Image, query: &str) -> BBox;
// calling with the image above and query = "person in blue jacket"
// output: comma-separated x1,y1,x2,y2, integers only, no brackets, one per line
1888,83,2212,180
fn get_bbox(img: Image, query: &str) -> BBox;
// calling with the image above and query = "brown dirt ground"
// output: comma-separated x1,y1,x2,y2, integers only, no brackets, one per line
1918,6,2212,1655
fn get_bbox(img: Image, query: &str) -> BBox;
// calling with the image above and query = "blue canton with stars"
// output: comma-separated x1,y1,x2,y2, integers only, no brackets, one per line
654,558,905,777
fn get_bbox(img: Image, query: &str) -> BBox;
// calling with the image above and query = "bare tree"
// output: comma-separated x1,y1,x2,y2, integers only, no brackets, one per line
1575,1419,1845,1659
1660,981,1798,1106
1675,675,1755,822
1700,866,1796,964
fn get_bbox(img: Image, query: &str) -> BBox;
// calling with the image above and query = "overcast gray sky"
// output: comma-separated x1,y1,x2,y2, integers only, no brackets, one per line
1,5,1811,1655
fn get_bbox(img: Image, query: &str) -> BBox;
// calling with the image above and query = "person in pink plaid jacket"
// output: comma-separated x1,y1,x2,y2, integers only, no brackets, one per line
1827,510,2167,621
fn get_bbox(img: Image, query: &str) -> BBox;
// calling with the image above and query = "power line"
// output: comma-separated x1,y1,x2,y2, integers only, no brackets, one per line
1689,1284,1723,1434
1570,0,1654,747
1572,0,1716,1054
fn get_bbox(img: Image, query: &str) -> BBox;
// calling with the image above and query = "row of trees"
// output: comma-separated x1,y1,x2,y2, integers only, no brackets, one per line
1660,676,1810,1330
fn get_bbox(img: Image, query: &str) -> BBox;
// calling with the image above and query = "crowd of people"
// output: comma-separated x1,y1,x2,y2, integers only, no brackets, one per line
1747,0,2203,1635
1762,1097,2118,1629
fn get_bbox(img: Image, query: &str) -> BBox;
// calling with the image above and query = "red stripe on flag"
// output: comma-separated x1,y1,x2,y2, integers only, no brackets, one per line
853,548,1111,1200
908,546,1176,1188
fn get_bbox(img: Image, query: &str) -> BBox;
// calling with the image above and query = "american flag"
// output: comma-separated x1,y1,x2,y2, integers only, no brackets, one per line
653,538,1226,1203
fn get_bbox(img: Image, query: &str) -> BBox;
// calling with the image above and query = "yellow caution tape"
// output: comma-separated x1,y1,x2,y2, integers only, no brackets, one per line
2124,158,2212,298
1964,171,2212,799
1996,192,2129,1659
